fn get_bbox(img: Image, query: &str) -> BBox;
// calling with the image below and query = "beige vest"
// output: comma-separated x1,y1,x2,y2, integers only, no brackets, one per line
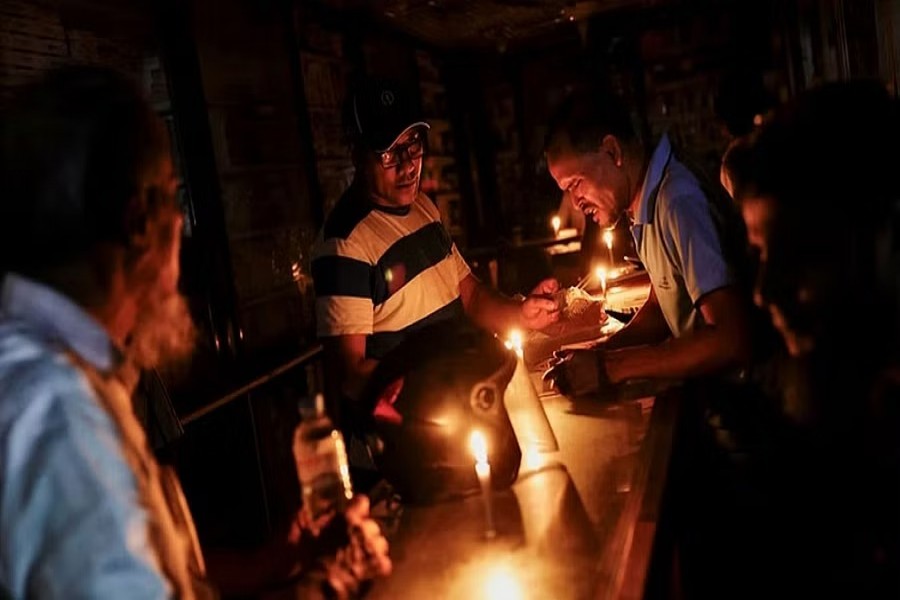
72,355,217,599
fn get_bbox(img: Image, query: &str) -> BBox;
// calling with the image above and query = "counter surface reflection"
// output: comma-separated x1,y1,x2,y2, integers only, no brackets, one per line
369,372,679,600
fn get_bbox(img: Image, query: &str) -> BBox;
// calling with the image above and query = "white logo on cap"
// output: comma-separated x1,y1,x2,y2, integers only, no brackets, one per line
381,90,395,106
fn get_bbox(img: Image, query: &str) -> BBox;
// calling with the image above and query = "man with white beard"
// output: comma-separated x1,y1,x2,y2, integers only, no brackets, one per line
0,66,390,599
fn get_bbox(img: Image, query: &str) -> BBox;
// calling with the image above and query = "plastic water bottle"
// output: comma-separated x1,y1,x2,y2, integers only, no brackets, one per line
293,394,353,525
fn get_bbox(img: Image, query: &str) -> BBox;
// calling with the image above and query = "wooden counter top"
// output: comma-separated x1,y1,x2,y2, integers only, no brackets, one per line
367,371,680,600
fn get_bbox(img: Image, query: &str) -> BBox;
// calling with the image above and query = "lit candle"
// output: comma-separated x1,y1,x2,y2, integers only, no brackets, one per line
470,430,496,539
505,329,524,359
595,266,607,300
602,229,615,267
551,215,561,238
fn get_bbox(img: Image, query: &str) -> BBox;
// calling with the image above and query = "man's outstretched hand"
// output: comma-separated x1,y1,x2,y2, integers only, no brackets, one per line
542,348,606,397
521,278,561,330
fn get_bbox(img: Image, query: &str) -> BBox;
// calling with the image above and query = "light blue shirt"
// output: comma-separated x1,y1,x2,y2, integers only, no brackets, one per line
630,134,735,338
0,273,171,599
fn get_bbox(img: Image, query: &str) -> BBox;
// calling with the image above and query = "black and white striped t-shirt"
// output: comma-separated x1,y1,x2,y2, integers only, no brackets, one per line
311,186,470,360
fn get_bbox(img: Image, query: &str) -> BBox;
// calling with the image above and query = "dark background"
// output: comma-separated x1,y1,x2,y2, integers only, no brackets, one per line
0,0,893,548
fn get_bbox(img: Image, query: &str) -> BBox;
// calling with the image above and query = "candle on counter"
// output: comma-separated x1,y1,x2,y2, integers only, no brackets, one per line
595,266,608,301
551,215,561,238
602,229,615,267
470,430,496,538
484,563,524,598
504,328,560,460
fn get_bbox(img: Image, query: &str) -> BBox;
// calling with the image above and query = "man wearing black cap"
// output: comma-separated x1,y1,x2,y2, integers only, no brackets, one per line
312,78,560,409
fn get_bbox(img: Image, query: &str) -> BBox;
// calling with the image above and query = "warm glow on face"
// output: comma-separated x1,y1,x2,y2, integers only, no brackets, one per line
484,564,524,599
470,430,488,464
602,229,614,250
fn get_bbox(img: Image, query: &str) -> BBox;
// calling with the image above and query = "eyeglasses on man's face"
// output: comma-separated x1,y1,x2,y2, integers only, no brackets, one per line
378,131,426,169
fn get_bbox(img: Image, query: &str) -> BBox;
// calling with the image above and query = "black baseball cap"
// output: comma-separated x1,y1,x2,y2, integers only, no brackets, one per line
344,77,430,153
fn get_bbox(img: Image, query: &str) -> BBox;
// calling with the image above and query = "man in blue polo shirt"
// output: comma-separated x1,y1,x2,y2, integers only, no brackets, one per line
543,87,752,394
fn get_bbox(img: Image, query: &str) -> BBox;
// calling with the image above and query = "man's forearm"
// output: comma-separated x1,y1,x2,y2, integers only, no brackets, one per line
605,292,669,350
322,338,378,403
342,358,378,401
605,325,745,382
464,283,521,333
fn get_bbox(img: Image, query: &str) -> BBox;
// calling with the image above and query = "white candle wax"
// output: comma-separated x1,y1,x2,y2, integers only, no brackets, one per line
477,462,495,538
595,266,608,301
471,431,496,538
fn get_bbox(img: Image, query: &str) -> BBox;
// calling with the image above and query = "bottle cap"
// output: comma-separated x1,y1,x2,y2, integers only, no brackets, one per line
298,393,325,420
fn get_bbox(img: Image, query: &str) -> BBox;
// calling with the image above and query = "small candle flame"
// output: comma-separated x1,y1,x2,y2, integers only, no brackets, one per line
551,215,561,235
484,564,523,599
595,266,608,299
602,229,614,250
506,329,524,358
470,430,488,464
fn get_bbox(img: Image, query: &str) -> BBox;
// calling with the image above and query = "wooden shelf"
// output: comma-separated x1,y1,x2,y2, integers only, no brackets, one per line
645,72,722,93
427,155,456,164
315,156,352,164
228,223,296,243
240,282,302,310
206,99,294,109
420,80,446,92
299,50,345,63
220,163,302,177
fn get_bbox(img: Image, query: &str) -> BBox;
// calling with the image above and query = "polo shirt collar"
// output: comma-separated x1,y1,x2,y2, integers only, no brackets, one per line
632,133,673,226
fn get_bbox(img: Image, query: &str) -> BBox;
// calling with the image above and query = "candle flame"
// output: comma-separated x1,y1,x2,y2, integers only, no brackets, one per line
602,229,614,250
470,430,488,464
484,564,523,599
551,215,561,233
506,329,523,357
595,266,607,285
